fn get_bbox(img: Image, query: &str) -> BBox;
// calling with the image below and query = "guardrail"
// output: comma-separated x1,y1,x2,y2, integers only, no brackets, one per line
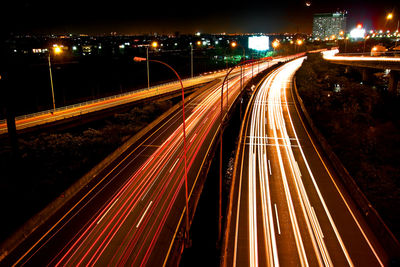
292,77,400,264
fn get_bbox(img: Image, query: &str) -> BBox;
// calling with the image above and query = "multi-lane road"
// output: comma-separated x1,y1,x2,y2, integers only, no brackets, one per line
223,58,389,266
1,59,275,266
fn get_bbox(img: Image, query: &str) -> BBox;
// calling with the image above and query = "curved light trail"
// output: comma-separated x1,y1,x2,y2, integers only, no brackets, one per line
228,58,386,267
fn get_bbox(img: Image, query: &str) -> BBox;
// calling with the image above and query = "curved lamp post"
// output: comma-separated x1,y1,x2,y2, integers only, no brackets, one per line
48,45,62,113
134,57,190,245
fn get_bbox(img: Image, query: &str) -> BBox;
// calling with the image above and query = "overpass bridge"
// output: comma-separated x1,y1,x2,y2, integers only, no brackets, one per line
0,70,229,136
323,50,400,93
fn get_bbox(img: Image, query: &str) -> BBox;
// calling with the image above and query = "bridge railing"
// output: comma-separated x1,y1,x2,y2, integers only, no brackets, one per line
336,51,400,58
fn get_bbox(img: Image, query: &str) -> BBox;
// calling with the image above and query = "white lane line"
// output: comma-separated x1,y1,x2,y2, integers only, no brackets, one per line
136,201,153,228
268,160,272,175
169,158,180,173
97,198,119,225
141,156,153,171
274,203,281,235
190,133,198,143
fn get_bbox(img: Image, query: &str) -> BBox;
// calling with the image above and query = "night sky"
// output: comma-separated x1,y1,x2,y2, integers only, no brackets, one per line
2,0,399,35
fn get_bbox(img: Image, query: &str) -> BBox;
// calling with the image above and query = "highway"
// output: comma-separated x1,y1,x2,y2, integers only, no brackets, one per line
223,58,388,266
1,59,275,266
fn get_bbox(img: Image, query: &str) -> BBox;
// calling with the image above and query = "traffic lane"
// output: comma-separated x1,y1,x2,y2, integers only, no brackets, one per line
285,77,387,266
144,107,223,266
267,145,302,266
228,67,278,267
4,81,212,266
53,78,226,266
72,62,264,266
266,92,319,265
279,92,353,266
119,89,225,266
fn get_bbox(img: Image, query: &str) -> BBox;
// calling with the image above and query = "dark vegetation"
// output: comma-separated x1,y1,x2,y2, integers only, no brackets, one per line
296,53,400,239
0,99,174,242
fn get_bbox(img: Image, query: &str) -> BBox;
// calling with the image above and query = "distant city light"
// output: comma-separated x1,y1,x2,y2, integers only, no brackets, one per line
350,26,366,39
248,36,269,51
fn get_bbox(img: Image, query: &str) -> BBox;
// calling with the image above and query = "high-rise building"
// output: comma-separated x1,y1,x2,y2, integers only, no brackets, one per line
312,11,347,40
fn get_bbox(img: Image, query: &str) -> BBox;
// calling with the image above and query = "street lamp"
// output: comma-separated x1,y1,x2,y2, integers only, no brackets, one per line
146,41,158,90
387,12,399,48
217,57,265,242
48,45,62,113
295,39,303,52
230,41,246,100
190,40,203,78
272,39,280,52
134,56,190,246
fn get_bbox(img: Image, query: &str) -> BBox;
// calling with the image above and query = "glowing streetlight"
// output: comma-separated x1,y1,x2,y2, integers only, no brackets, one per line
272,40,280,50
386,12,399,47
230,41,237,48
53,46,62,54
145,41,159,90
48,45,62,113
296,39,303,45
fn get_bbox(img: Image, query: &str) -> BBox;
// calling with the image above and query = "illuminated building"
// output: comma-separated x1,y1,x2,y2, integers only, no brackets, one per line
312,12,347,40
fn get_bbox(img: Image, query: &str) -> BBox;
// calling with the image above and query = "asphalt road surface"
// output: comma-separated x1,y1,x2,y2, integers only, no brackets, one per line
224,58,388,267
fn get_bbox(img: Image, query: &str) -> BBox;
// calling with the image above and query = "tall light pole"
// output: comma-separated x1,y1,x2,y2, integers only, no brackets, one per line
146,41,158,90
387,12,400,49
134,56,190,246
218,58,263,243
190,43,193,78
230,41,246,104
48,45,62,114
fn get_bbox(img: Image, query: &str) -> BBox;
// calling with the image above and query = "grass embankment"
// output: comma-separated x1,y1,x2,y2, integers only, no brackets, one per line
296,53,400,239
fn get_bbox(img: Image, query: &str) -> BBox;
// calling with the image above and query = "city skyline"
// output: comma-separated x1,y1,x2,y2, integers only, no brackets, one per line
2,0,399,35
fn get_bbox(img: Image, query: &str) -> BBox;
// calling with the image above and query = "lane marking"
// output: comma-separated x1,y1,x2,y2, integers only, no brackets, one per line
97,198,119,225
268,160,272,176
169,159,180,173
190,133,197,143
136,201,153,228
274,204,281,235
